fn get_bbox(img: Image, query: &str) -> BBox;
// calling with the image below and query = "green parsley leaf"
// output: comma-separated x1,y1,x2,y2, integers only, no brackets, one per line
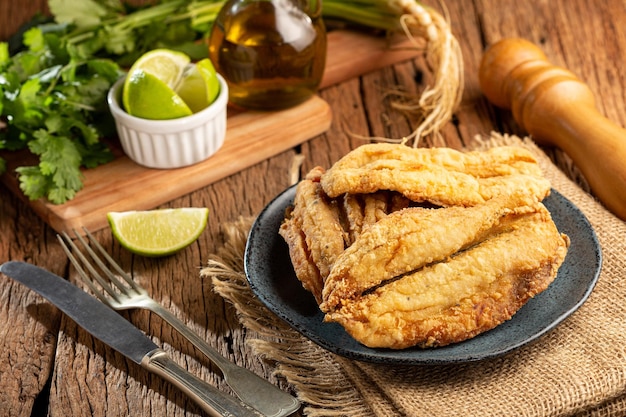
27,129,84,201
23,27,45,52
47,185,78,204
48,0,112,28
16,166,50,201
9,78,46,128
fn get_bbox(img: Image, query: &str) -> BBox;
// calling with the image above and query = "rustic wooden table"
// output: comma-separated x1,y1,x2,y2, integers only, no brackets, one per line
1,1,624,416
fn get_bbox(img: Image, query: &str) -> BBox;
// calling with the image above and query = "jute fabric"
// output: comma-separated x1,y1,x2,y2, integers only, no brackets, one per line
201,134,626,417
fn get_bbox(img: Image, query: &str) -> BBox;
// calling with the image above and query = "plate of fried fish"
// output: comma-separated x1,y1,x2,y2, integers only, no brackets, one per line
244,144,601,365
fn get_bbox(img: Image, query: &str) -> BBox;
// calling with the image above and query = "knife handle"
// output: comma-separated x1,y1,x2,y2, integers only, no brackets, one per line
150,303,300,417
479,38,626,220
142,349,264,417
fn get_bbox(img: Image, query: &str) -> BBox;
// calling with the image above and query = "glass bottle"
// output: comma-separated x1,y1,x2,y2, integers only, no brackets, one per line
208,0,326,110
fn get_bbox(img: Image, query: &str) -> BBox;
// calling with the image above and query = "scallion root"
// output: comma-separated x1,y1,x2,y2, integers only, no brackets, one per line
325,0,464,146
393,2,464,146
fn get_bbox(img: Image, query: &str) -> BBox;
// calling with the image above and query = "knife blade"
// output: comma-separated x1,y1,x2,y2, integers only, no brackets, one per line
0,261,265,417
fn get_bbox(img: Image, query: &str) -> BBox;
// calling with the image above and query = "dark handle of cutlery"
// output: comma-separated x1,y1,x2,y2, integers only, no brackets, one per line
142,349,265,417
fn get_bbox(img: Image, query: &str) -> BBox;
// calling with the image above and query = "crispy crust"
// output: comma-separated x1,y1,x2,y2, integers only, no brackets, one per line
278,166,346,303
279,144,569,349
320,144,551,206
323,143,544,177
320,191,546,313
341,191,411,245
324,206,570,349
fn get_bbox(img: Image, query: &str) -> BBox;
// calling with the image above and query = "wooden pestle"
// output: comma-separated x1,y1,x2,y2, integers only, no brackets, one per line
479,38,626,220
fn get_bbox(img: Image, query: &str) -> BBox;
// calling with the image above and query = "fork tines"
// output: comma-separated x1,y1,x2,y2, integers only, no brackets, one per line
57,228,139,304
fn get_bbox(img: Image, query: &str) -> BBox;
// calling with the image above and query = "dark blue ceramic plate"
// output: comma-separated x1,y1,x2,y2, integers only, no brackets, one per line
244,186,602,365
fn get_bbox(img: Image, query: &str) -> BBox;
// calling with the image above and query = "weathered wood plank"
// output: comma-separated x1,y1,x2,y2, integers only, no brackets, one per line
0,188,66,417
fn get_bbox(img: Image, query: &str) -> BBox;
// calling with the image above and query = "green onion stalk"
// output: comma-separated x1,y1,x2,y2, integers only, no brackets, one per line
53,0,463,145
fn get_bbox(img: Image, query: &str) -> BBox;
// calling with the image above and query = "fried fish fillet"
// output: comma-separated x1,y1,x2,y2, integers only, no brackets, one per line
324,143,544,177
320,144,551,206
279,144,569,350
279,167,346,303
320,191,545,313
280,169,412,302
342,191,411,245
324,205,570,349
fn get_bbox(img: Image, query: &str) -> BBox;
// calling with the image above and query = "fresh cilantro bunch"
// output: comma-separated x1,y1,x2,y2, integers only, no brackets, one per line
0,0,224,204
0,26,123,204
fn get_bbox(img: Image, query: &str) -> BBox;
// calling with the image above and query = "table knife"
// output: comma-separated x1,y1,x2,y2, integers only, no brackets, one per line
0,261,265,417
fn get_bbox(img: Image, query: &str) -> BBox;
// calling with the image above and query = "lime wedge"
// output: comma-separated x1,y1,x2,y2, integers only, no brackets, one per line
107,208,209,257
123,70,192,120
176,59,221,113
122,49,220,119
127,49,191,90
122,49,193,120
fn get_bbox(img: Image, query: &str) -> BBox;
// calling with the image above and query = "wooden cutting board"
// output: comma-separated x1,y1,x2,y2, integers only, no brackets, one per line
1,29,422,234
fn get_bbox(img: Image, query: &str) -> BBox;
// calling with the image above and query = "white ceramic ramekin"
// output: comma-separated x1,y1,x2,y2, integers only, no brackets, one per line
107,73,228,169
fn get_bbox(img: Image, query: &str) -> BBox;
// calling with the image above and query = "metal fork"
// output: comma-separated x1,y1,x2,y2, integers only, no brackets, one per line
57,229,300,417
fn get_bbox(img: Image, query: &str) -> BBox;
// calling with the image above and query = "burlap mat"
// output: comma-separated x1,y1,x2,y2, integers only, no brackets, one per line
201,134,626,417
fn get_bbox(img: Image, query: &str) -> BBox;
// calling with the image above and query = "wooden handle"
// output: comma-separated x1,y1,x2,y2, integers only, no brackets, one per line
479,38,626,221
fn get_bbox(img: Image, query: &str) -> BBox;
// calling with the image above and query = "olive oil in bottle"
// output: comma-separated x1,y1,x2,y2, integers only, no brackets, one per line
209,0,326,110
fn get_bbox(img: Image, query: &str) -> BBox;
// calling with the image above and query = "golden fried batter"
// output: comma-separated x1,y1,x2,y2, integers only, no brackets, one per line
341,191,410,245
321,144,551,206
320,191,545,313
279,144,569,350
324,206,569,349
279,166,346,303
325,143,543,177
